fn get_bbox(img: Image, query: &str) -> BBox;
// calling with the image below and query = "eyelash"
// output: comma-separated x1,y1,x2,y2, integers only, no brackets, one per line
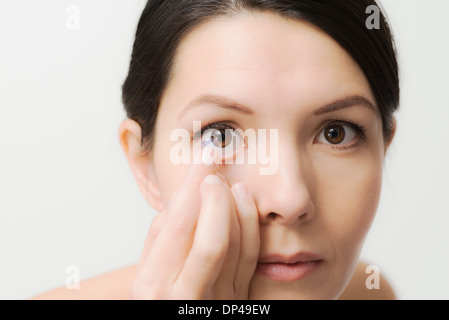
191,119,368,149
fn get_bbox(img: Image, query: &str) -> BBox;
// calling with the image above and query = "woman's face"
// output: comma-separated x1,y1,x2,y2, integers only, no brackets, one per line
148,12,386,299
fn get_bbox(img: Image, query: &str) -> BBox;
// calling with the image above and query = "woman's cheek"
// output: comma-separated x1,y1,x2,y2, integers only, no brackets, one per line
333,164,382,256
153,140,192,208
315,153,382,238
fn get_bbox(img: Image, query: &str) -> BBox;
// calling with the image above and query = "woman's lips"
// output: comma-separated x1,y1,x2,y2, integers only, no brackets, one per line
256,252,323,282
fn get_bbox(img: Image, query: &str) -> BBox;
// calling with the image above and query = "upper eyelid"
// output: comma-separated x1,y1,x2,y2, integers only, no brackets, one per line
317,119,366,135
202,123,235,131
193,122,237,139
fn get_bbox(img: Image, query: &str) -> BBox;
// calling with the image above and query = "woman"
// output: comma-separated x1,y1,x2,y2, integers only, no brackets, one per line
36,0,399,299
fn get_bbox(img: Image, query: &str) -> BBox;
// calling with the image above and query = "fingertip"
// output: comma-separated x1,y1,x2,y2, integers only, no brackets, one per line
200,174,233,203
203,174,222,185
215,172,230,187
182,150,216,186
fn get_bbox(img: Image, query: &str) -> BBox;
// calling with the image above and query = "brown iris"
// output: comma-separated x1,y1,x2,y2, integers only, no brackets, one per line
325,125,345,144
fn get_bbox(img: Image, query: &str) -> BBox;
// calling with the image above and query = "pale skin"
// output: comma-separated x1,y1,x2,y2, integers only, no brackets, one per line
33,12,397,300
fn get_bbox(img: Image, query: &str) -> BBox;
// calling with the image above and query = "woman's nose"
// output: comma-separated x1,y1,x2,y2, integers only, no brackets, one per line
252,144,315,226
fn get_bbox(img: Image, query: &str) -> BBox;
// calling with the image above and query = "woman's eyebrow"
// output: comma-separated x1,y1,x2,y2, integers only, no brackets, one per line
179,94,254,119
314,95,379,116
179,94,379,119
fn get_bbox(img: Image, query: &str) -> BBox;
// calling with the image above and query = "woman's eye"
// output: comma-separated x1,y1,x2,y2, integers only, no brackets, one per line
316,123,358,146
197,124,244,160
202,128,233,148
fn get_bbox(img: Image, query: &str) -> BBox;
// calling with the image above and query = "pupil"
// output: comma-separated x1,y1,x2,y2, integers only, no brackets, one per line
328,129,339,138
326,126,344,144
211,129,229,148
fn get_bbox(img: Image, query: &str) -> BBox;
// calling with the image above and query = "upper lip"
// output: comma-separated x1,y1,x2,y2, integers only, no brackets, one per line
258,252,323,264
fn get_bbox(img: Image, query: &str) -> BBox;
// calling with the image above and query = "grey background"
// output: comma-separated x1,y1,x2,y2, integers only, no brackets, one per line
0,0,448,299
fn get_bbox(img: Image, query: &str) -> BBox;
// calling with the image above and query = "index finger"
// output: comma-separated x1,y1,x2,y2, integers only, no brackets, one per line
143,147,223,282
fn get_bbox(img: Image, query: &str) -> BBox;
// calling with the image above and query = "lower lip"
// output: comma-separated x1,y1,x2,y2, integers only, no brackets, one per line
256,260,322,282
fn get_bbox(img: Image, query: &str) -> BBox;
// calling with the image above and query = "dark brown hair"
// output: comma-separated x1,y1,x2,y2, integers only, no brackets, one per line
122,0,399,155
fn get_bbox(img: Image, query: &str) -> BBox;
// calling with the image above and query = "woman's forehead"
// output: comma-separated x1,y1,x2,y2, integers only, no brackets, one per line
163,12,375,117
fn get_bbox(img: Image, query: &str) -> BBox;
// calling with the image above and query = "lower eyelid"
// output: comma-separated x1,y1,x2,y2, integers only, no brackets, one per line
314,139,362,152
327,139,361,150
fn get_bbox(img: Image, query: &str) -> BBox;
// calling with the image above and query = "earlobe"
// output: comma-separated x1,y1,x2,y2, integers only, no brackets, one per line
118,118,165,213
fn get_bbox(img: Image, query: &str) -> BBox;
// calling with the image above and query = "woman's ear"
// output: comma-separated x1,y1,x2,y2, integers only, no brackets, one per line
385,117,397,153
118,118,165,213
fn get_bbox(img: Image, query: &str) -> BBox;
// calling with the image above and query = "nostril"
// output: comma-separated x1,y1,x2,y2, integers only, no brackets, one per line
299,212,308,220
267,212,277,220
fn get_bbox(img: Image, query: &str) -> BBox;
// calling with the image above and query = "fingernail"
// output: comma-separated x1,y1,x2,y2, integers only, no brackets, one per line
204,174,222,185
232,182,249,199
215,172,227,183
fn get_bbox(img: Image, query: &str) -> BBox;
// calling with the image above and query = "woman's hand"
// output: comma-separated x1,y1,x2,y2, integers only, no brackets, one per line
130,150,260,299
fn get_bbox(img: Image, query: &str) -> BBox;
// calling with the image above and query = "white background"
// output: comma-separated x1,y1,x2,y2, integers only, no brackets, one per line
0,0,448,300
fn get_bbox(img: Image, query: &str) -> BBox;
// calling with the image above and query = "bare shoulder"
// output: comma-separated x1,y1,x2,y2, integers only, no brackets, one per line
339,261,396,300
30,265,137,300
